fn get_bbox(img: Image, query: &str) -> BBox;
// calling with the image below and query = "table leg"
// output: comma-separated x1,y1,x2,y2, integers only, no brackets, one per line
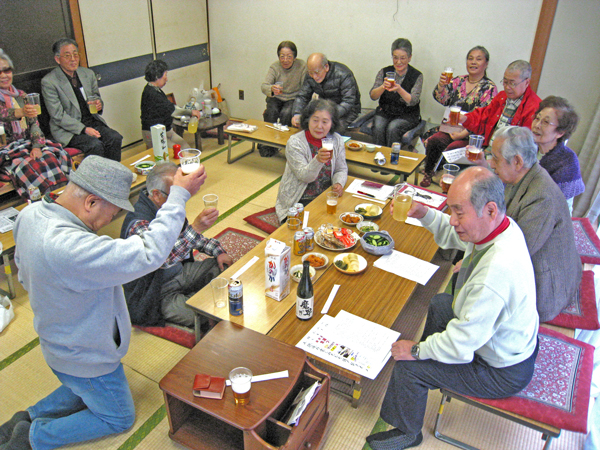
351,379,362,408
194,313,203,343
3,254,15,299
227,136,255,164
217,125,225,145
195,131,202,152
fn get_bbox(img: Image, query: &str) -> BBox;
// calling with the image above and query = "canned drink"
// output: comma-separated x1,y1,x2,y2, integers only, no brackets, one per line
390,142,401,165
228,279,243,316
303,227,315,252
28,185,41,201
288,207,299,219
293,203,304,217
293,231,306,256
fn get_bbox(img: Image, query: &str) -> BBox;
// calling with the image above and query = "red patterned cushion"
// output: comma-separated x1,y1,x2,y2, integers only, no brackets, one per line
545,271,600,330
133,324,195,349
64,147,83,157
244,207,279,234
468,327,594,433
572,217,600,264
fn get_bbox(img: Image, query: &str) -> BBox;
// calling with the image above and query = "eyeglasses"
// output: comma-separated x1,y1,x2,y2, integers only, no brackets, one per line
0,67,13,75
392,56,409,62
60,52,80,60
502,77,528,88
308,67,325,76
159,190,169,197
279,55,294,61
532,114,557,128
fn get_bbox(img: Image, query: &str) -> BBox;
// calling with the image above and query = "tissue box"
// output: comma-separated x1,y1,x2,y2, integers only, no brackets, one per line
265,239,291,301
151,124,169,162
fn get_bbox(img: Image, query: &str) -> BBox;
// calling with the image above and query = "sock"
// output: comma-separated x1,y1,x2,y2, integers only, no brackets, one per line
366,428,423,450
3,421,32,450
0,412,30,445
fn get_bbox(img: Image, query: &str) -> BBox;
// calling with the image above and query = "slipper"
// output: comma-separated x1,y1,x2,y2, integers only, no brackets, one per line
420,173,433,188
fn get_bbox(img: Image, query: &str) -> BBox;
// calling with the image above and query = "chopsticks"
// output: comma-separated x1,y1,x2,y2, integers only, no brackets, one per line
352,194,387,205
130,154,151,166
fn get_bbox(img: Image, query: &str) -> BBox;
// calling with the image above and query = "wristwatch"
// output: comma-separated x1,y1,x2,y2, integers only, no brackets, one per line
410,344,420,360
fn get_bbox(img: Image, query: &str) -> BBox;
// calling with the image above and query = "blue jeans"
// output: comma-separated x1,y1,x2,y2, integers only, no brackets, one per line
27,363,135,450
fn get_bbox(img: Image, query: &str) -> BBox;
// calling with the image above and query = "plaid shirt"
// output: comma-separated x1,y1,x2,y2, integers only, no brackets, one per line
126,218,225,268
0,139,71,200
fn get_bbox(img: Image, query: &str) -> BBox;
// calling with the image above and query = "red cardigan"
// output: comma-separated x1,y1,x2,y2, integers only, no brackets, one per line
463,86,541,146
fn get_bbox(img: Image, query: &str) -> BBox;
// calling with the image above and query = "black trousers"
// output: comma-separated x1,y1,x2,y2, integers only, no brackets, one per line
380,293,538,435
263,97,295,126
68,124,123,161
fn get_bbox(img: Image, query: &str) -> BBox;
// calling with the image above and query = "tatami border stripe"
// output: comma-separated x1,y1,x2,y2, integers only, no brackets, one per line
117,405,166,450
199,140,242,163
0,337,40,371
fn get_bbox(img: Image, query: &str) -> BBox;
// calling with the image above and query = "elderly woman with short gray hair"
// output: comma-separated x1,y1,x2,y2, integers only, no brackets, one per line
369,38,423,147
140,59,200,150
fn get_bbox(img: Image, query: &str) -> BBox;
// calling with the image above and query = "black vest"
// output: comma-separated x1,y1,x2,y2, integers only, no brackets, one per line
378,64,421,121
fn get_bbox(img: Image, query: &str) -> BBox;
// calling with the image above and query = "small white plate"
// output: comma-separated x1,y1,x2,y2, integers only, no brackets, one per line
302,252,329,269
355,203,383,220
290,264,316,282
333,253,368,275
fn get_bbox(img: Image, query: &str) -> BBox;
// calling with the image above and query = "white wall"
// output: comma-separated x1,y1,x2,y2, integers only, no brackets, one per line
208,0,542,125
77,0,210,147
537,0,600,151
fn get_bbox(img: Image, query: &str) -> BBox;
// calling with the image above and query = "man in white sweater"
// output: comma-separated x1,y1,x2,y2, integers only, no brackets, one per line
367,167,539,450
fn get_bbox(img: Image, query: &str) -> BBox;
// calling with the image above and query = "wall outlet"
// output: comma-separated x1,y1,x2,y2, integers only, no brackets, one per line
239,90,244,100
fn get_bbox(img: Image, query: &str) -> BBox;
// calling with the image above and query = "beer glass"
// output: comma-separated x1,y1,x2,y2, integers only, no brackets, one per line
326,192,338,214
466,135,484,162
287,217,301,230
449,106,461,126
385,71,396,88
211,277,228,308
441,164,459,193
229,367,253,406
393,184,415,222
24,93,42,115
179,149,201,174
442,67,453,84
87,95,99,114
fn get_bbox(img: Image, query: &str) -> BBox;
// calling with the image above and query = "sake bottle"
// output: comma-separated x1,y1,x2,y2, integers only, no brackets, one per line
296,261,314,320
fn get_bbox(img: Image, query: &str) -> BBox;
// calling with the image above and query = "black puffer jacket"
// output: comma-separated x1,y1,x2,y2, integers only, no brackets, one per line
292,61,361,123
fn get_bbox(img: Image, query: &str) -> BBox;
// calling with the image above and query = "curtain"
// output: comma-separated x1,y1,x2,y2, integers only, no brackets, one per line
574,96,600,220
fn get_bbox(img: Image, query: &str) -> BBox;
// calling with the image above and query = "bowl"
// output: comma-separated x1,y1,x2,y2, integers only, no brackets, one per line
360,231,395,256
339,212,363,226
346,141,364,152
302,252,329,269
135,161,156,175
356,220,379,235
333,253,368,275
290,264,316,282
355,203,383,220
365,144,376,153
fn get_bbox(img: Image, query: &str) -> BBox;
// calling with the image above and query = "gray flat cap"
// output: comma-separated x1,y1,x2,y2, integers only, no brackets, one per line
69,155,135,212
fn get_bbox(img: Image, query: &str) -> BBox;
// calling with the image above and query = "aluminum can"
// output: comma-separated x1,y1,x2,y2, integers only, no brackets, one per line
28,185,41,201
293,231,306,256
293,203,305,217
303,227,315,252
228,279,243,316
390,142,401,165
288,207,299,219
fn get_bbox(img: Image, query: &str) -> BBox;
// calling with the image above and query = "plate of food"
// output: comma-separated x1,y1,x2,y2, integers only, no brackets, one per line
345,141,364,152
290,264,316,282
355,203,383,220
314,226,359,252
333,253,367,275
302,252,329,269
135,161,156,175
339,212,363,226
356,220,379,235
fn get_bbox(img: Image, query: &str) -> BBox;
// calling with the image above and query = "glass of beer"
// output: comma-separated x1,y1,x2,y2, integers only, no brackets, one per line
179,149,201,174
187,116,199,134
24,93,42,115
385,71,396,89
441,164,459,193
393,184,415,222
449,106,461,126
87,95,99,114
230,367,253,406
442,67,453,84
466,135,485,162
326,192,338,214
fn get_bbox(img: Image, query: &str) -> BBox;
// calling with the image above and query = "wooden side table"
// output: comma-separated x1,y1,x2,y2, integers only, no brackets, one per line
172,114,229,151
159,321,330,450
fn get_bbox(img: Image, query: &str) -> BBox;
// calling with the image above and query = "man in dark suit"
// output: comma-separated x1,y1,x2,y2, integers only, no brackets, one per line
489,125,582,321
42,38,122,161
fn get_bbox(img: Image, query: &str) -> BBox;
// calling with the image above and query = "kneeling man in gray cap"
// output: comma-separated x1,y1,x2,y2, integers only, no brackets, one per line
2,156,206,449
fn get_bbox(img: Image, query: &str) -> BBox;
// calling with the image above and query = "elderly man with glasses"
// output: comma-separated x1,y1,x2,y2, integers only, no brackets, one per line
459,60,540,149
42,38,123,161
120,162,233,328
291,53,361,133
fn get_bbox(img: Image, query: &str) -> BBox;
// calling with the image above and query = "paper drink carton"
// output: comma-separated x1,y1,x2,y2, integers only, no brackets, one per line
151,124,169,162
265,238,291,301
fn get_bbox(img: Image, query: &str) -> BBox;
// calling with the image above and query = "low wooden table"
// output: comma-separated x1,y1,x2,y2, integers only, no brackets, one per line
224,119,298,164
344,144,425,185
172,114,229,151
186,176,441,406
159,321,330,450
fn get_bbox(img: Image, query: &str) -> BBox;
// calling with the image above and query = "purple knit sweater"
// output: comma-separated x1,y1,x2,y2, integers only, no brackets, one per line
539,142,584,200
